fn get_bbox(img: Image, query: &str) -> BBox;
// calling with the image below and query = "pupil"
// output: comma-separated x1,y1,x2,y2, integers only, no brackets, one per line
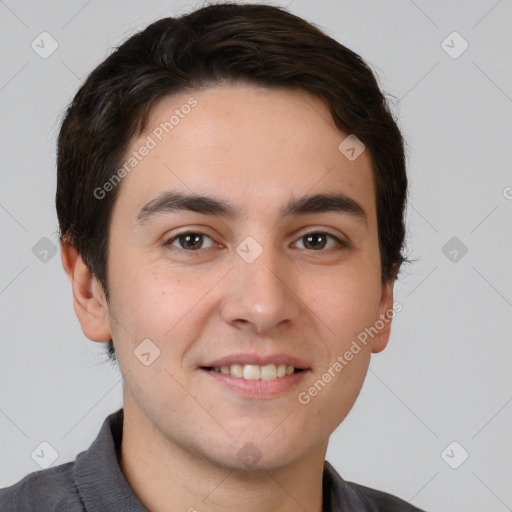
182,233,202,249
305,233,325,250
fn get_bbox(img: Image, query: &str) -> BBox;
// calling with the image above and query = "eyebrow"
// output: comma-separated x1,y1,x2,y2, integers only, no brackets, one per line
136,191,367,226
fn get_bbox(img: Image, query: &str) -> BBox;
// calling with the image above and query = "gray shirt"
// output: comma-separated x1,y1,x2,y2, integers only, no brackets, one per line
0,409,425,511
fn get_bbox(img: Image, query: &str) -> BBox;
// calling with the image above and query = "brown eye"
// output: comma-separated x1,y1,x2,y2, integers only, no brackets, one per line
167,232,214,251
295,232,345,251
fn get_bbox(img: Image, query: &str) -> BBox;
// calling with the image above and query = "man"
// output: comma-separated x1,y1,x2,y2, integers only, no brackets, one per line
0,2,423,510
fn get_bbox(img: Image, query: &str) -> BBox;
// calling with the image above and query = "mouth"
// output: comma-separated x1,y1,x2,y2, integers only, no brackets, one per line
201,363,305,381
198,354,310,397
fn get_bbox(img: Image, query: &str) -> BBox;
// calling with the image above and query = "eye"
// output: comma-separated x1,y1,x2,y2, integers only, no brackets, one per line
164,230,346,253
294,232,346,251
166,232,214,251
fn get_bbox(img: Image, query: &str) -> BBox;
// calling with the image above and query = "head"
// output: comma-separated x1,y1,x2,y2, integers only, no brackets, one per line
57,2,408,471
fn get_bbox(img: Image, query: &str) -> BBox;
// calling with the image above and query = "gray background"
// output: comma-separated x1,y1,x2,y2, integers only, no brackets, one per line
0,0,511,510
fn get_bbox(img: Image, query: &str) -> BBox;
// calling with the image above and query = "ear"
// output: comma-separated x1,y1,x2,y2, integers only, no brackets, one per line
371,276,396,354
60,242,112,342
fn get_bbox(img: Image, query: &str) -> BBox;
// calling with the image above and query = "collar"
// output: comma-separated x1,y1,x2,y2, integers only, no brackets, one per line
74,408,148,511
73,408,363,512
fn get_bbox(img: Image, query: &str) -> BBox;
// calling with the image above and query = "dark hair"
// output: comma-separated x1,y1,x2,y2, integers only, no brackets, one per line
56,2,409,366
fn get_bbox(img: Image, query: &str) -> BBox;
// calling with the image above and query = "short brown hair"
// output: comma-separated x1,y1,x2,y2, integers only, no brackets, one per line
56,2,409,364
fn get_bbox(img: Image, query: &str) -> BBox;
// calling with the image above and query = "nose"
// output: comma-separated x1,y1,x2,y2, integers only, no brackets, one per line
219,244,300,335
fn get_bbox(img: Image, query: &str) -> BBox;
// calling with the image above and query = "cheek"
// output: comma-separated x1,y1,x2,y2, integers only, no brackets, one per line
307,260,381,419
106,261,190,348
106,258,227,369
305,263,382,345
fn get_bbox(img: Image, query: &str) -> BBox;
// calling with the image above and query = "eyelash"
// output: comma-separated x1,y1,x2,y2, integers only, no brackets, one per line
164,230,348,254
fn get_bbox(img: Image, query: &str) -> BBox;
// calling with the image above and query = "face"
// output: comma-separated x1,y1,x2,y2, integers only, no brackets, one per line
100,84,394,470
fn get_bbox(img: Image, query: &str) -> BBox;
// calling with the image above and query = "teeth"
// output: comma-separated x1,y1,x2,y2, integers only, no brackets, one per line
243,365,261,380
230,364,244,378
261,364,277,380
211,363,297,380
277,364,287,377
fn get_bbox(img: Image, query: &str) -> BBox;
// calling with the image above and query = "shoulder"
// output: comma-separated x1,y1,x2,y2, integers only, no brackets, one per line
345,480,426,512
0,461,85,512
323,461,426,512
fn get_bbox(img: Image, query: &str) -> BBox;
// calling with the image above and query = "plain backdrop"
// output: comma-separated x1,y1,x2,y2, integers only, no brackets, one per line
0,1,511,511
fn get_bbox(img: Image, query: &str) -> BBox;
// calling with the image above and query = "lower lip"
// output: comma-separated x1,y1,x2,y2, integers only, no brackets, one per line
200,369,308,398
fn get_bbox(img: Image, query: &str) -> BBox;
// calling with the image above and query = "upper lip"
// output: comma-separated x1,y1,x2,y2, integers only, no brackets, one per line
200,353,310,370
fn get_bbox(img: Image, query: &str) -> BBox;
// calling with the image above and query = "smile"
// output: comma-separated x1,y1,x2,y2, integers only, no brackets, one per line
204,363,301,381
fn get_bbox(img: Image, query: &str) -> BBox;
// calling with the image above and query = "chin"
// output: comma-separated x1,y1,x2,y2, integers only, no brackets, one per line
218,445,302,473
203,430,308,473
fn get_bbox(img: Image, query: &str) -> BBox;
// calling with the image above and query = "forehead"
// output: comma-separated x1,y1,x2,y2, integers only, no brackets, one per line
115,84,376,221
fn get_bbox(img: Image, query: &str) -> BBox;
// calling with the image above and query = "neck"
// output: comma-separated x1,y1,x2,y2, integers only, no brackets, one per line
119,395,326,512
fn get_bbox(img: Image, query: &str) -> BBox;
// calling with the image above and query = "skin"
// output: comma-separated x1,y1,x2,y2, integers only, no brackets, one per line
62,84,396,512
